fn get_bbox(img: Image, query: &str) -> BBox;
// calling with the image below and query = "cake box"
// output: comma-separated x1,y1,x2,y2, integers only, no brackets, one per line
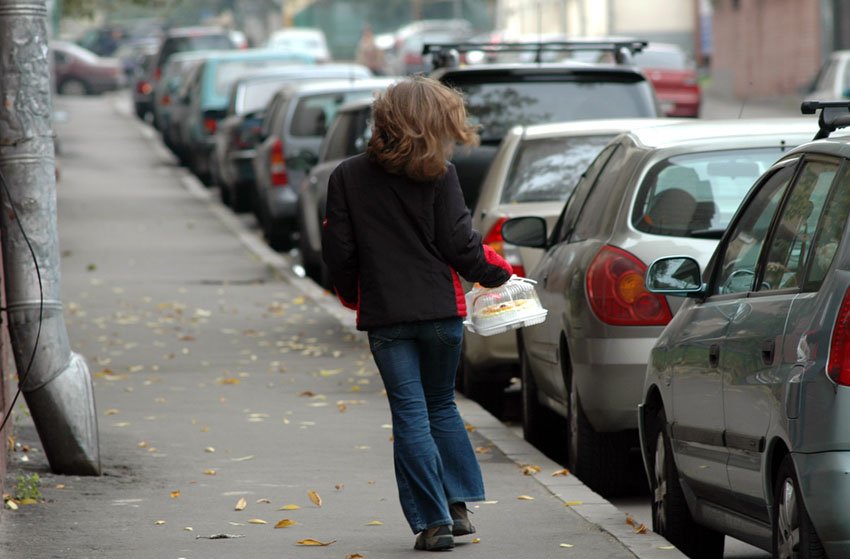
464,275,548,336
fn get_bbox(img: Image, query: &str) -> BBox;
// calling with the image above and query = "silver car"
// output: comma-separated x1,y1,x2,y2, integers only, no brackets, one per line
639,104,850,558
501,119,815,496
460,118,679,405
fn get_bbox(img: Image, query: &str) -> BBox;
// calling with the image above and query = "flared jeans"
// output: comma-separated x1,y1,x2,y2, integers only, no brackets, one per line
368,317,485,533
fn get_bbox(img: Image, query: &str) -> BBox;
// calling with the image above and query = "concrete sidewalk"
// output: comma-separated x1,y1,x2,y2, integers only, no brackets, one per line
0,94,684,559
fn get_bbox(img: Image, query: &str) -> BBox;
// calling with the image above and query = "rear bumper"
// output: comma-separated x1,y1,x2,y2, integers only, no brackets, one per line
794,451,850,558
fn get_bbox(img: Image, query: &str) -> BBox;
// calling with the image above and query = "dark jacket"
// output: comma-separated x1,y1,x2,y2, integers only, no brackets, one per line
322,153,512,330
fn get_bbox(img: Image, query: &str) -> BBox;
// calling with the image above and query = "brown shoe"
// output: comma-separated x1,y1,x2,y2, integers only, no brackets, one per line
414,524,454,551
450,502,475,536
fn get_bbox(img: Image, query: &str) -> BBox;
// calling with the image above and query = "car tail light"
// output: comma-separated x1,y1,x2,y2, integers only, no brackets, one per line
136,81,152,95
270,138,288,187
483,217,525,277
203,117,217,135
586,245,672,326
162,94,171,106
828,287,850,386
153,67,161,81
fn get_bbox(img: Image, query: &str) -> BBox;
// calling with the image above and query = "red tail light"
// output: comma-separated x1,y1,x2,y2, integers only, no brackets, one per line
162,94,171,106
586,245,672,326
203,118,217,135
483,217,526,277
153,67,161,81
828,288,850,386
136,81,152,95
270,138,289,187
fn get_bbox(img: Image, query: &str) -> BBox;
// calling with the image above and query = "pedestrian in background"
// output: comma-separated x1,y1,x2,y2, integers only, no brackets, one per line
322,76,512,551
355,24,386,75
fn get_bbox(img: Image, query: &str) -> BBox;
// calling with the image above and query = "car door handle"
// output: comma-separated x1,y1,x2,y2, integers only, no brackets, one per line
762,339,775,365
709,343,720,368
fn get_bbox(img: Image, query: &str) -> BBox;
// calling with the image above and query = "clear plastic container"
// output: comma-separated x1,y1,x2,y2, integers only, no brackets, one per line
464,276,548,336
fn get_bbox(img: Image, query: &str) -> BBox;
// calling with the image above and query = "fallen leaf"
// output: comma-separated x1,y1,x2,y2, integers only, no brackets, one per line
626,515,635,526
278,504,300,510
184,527,193,531
464,423,476,432
474,446,491,454
299,390,316,397
170,490,181,499
365,520,383,526
204,446,216,453
658,546,676,550
235,497,247,511
247,519,267,524
219,377,240,385
564,501,583,506
197,533,245,539
104,408,120,416
232,455,255,462
154,520,165,525
346,554,365,559
634,523,648,534
472,538,481,543
256,498,271,504
559,543,574,548
275,519,297,528
18,498,37,505
335,484,344,491
517,495,534,500
296,539,336,546
522,465,542,475
308,490,322,507
337,402,347,412
137,441,149,448
551,469,571,476
203,469,216,476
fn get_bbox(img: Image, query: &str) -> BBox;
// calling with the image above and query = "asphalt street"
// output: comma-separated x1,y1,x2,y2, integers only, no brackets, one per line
0,93,688,559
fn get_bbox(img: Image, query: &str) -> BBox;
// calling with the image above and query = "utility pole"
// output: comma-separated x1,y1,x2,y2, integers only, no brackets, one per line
0,0,100,475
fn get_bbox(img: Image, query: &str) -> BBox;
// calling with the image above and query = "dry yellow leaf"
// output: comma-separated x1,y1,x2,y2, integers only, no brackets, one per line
559,543,574,548
346,554,365,559
247,519,267,525
256,498,271,504
278,504,300,510
297,539,335,546
55,484,65,489
522,465,542,475
564,500,583,506
365,520,383,526
183,527,193,531
308,490,322,507
626,515,635,526
137,441,149,448
170,490,181,499
337,402,348,413
634,523,648,534
658,546,676,550
474,446,491,454
154,520,165,525
18,498,37,505
204,446,215,453
203,469,216,476
335,484,344,491
104,408,120,416
472,538,481,543
299,390,316,397
235,497,247,511
551,469,570,476
464,423,476,432
275,519,297,528
219,377,240,385
5,500,18,511
517,495,534,500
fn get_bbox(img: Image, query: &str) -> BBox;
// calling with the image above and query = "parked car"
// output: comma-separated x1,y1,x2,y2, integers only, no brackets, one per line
387,19,474,75
461,118,678,404
501,118,815,497
806,49,850,101
176,48,316,183
428,40,662,403
131,49,160,120
265,27,331,62
638,104,850,559
632,42,701,117
213,63,372,212
51,40,124,95
152,50,207,140
253,78,396,250
296,98,374,287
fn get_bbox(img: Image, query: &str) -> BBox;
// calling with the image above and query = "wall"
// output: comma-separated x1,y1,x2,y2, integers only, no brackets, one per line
712,0,822,98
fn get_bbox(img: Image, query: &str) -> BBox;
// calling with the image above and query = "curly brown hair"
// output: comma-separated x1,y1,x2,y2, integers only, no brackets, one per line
368,76,479,182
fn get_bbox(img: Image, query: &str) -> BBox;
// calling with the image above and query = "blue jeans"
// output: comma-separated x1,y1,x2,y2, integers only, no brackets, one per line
368,317,485,534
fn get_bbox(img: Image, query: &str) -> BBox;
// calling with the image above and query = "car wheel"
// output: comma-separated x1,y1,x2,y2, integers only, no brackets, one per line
266,219,293,252
134,103,147,120
59,78,88,96
219,182,231,207
520,342,547,449
773,455,825,559
649,407,724,559
564,358,630,496
231,182,252,213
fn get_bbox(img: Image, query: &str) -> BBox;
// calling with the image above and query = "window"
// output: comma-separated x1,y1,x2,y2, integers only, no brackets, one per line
715,165,795,295
760,159,838,291
289,91,375,138
500,134,614,204
572,144,628,240
553,143,619,244
807,164,850,288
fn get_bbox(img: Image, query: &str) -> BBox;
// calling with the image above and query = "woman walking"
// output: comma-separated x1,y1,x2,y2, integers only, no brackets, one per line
322,76,512,551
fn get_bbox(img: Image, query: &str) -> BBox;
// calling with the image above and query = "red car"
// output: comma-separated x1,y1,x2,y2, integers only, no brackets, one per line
51,40,124,95
633,42,701,118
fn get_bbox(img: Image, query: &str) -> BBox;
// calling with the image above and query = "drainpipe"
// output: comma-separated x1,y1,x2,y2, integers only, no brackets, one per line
0,0,100,475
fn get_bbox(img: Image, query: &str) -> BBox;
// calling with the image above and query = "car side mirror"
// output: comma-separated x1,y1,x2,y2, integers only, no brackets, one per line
645,256,704,296
501,216,547,248
289,150,319,172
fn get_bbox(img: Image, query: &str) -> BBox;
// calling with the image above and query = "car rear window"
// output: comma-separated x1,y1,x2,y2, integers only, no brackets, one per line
444,73,657,141
500,134,614,204
289,91,376,137
632,147,792,238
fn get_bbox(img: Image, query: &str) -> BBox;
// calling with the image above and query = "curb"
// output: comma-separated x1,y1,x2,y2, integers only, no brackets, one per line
128,102,687,559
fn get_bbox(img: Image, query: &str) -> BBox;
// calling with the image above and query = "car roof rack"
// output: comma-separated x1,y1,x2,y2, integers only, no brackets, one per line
423,39,648,70
801,100,850,140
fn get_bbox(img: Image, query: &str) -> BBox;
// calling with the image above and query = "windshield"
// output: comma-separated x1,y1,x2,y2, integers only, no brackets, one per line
447,76,657,141
290,90,377,137
501,135,614,203
632,147,793,238
214,60,300,96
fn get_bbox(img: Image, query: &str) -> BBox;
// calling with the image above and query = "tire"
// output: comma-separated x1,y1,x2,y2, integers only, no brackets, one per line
520,342,548,449
219,182,231,207
265,219,293,252
773,455,826,559
59,78,88,96
230,182,252,213
649,407,725,559
134,103,147,120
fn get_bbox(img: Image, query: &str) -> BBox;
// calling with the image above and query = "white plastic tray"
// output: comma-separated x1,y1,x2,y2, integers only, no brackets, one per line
464,309,548,337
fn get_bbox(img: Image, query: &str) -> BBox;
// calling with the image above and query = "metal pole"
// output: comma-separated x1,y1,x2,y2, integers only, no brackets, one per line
0,0,100,475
